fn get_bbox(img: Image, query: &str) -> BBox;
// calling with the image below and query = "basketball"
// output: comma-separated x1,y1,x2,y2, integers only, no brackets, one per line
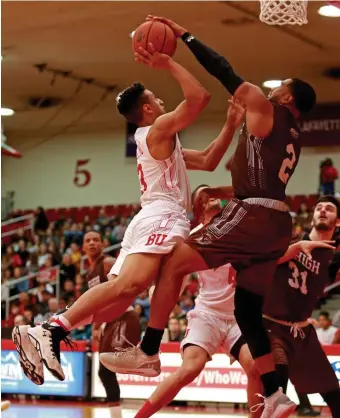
132,21,177,57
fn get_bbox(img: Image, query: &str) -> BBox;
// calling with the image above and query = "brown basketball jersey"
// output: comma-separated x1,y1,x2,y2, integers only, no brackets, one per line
86,254,107,288
263,234,334,322
230,104,301,201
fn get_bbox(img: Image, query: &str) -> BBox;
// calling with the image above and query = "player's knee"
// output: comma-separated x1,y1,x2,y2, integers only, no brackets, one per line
108,276,143,299
177,362,202,385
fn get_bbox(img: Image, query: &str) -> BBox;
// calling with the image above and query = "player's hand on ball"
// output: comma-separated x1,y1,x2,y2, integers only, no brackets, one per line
300,240,335,259
135,43,171,70
146,15,186,38
227,98,246,127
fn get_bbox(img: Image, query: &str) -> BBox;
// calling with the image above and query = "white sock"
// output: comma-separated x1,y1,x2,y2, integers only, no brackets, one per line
109,405,122,418
50,314,93,331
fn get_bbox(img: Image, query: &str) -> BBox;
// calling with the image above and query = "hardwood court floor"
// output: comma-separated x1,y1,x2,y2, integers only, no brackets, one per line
1,401,331,418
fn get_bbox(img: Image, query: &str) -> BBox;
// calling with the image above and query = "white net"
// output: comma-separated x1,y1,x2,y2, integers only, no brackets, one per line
260,0,308,25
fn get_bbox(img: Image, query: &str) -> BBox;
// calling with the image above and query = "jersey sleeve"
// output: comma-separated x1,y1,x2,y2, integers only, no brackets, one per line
328,251,340,283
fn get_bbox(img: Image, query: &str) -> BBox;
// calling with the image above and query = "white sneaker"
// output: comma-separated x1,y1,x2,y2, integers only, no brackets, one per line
12,325,44,385
100,345,161,377
28,323,66,381
252,388,296,418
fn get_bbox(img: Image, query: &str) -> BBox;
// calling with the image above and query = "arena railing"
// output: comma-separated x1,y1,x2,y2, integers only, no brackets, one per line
1,214,35,244
2,266,60,319
2,244,121,320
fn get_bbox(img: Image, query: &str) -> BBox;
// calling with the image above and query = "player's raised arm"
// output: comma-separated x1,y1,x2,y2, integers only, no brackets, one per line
183,98,245,171
277,241,335,265
146,16,273,138
135,43,211,137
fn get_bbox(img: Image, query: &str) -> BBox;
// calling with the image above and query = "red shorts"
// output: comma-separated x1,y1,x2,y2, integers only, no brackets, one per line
186,198,292,295
264,318,339,394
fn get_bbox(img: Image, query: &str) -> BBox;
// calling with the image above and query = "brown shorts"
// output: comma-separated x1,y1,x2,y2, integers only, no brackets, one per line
187,199,292,295
99,310,141,353
264,318,339,394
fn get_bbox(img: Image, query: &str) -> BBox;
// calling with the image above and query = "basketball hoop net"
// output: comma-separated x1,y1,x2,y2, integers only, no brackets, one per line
260,0,308,25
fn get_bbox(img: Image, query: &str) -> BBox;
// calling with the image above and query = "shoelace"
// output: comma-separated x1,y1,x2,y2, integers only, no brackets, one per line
250,393,266,413
114,335,138,353
290,323,305,339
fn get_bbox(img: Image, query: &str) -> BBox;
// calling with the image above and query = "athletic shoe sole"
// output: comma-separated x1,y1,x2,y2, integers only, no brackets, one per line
273,402,297,418
28,330,65,382
12,326,44,385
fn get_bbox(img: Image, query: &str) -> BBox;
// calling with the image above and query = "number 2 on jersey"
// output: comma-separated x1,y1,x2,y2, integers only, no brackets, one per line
137,164,147,194
279,143,296,184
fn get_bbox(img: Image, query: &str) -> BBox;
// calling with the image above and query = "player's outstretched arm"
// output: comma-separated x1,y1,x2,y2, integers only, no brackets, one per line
183,98,245,171
277,240,335,265
135,43,210,137
147,16,274,138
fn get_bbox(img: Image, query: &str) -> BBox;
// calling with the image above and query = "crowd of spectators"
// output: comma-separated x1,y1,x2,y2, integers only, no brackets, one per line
1,199,340,344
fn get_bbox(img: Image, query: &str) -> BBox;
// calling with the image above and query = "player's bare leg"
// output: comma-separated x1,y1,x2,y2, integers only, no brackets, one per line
135,345,208,418
100,242,207,375
27,253,163,380
237,344,263,418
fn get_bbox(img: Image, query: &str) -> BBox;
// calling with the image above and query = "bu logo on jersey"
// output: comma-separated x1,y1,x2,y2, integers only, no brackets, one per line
145,233,167,246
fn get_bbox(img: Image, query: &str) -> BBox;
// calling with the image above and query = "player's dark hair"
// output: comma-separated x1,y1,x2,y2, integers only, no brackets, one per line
191,184,210,203
316,195,340,218
319,310,330,320
289,78,316,114
84,230,103,241
116,82,148,124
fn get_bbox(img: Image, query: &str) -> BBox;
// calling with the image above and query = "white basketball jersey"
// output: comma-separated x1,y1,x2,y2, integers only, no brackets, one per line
192,224,236,319
135,126,191,213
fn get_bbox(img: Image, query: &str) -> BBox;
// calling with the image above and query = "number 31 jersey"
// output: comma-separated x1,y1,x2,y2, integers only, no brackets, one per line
135,126,191,213
263,234,335,322
230,104,301,201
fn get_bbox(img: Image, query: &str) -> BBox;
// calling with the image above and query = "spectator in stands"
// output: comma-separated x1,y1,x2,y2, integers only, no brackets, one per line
4,245,22,270
320,158,338,196
59,254,76,284
64,223,83,247
62,279,75,300
134,290,150,319
26,252,39,274
74,274,87,298
68,242,82,266
2,268,12,283
47,242,60,265
11,227,29,245
28,235,40,254
17,240,29,266
59,237,67,256
96,207,109,228
36,290,51,316
18,292,33,313
37,243,49,267
13,267,29,294
14,315,27,326
296,202,313,232
70,324,92,341
134,303,148,332
179,317,188,337
316,311,338,344
111,218,127,243
7,303,21,327
168,318,182,342
35,297,59,324
180,295,195,313
34,206,49,236
23,308,34,326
